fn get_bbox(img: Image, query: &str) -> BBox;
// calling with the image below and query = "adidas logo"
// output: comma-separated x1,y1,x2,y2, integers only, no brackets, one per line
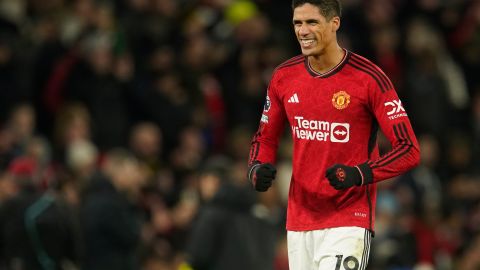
288,93,300,103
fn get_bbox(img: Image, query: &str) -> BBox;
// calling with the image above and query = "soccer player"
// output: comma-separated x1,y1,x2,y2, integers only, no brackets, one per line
247,0,420,269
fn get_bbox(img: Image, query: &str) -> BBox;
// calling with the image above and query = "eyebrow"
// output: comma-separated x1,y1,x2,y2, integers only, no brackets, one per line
293,19,320,24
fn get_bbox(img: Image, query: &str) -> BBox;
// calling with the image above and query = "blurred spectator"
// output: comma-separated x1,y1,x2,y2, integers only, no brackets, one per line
142,72,195,151
399,134,443,216
0,156,81,270
3,104,37,157
183,156,277,270
170,126,206,174
129,122,163,173
53,103,92,166
80,149,145,270
67,36,130,150
66,139,98,184
404,18,468,136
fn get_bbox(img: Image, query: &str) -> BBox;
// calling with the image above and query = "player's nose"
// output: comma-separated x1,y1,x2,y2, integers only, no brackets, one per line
298,24,310,36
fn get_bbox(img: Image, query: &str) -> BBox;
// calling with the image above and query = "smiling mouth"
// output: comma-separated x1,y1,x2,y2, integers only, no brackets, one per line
300,39,315,47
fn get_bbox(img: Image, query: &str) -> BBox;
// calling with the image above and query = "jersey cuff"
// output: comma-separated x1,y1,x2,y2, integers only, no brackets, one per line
247,161,262,182
356,162,373,185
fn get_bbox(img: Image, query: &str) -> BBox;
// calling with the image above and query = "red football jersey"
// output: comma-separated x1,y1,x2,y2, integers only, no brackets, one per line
248,49,420,232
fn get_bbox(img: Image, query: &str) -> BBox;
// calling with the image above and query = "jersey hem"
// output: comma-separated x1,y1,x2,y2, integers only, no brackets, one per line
286,222,373,232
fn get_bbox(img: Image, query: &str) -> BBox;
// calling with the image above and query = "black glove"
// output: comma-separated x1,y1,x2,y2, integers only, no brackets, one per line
248,163,276,192
325,163,373,190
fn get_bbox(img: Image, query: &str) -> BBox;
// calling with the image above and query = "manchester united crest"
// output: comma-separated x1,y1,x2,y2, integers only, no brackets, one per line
332,91,350,110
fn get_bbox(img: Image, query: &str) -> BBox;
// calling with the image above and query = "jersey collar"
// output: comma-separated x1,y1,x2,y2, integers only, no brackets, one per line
305,49,351,78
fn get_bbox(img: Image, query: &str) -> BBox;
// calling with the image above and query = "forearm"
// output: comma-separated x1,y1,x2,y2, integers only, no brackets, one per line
367,122,420,182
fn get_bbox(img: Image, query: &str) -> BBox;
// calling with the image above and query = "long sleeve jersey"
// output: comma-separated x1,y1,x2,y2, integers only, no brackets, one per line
248,50,420,232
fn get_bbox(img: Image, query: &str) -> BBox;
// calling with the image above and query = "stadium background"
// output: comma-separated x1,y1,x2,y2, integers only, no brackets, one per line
0,0,479,269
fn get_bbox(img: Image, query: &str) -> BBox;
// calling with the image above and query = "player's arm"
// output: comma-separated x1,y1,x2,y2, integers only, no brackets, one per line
247,73,286,192
326,65,420,189
365,82,420,182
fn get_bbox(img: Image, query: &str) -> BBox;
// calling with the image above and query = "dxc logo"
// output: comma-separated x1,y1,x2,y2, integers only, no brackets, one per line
384,99,407,120
384,100,404,116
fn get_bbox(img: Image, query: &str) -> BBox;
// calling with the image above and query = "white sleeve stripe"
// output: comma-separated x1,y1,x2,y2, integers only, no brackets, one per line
248,163,262,181
355,165,364,185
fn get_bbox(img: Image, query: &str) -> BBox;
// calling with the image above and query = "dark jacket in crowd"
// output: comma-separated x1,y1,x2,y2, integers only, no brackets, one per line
0,188,80,270
186,183,277,270
80,173,140,270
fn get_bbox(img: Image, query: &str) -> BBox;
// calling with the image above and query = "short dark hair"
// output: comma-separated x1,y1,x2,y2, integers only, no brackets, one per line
292,0,342,20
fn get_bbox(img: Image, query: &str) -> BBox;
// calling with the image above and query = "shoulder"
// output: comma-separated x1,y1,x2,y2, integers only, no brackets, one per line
348,52,383,71
346,52,394,93
272,55,305,75
269,55,305,86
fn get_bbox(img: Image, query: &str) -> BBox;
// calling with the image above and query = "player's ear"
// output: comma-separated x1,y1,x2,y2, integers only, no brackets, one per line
330,16,340,32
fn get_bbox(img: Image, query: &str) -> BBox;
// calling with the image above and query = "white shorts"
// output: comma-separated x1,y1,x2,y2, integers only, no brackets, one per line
287,226,371,270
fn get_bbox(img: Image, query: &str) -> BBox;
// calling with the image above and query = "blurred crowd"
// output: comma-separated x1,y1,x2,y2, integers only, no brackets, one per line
0,0,479,269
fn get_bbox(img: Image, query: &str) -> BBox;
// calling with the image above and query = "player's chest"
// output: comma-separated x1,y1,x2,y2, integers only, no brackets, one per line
279,78,368,121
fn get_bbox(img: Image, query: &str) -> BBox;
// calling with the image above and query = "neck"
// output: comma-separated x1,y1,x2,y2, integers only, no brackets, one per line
308,45,345,74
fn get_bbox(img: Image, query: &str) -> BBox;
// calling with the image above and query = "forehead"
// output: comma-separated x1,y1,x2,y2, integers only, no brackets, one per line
293,3,326,21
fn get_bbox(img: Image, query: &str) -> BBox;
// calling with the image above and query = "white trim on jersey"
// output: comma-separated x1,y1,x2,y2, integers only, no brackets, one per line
288,93,300,103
